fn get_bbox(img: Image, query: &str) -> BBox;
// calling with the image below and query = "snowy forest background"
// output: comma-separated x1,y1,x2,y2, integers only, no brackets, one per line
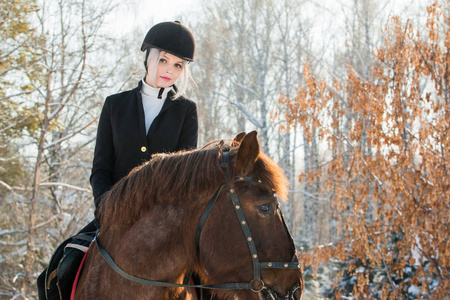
1,0,449,299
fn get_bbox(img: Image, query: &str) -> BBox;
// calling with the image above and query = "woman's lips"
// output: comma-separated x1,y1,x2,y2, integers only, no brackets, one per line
161,76,171,81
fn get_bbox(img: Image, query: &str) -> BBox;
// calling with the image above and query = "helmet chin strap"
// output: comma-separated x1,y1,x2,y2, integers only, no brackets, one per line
144,49,150,72
144,49,163,99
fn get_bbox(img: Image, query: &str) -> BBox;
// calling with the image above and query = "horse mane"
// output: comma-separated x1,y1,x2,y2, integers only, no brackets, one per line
99,139,288,229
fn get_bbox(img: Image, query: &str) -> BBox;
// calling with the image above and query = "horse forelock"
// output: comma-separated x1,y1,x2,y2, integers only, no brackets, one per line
99,139,288,229
253,152,289,201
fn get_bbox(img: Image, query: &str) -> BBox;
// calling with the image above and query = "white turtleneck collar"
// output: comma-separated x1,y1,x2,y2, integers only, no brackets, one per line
141,79,172,99
140,79,173,134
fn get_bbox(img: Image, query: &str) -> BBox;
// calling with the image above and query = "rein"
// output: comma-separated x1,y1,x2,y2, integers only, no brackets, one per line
95,147,301,293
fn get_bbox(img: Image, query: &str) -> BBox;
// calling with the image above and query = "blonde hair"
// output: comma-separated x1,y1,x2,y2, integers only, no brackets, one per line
145,48,195,99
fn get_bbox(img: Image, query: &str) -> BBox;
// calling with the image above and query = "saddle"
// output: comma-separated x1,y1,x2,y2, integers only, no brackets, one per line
39,232,95,300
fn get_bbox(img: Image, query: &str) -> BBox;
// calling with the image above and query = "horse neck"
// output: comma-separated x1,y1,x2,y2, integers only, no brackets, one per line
98,188,215,281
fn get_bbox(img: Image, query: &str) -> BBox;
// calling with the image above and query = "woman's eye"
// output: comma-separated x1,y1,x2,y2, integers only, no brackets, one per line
258,204,273,215
160,59,167,63
175,63,183,68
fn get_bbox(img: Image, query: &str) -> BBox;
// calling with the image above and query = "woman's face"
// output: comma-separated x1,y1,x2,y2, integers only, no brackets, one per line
146,52,183,88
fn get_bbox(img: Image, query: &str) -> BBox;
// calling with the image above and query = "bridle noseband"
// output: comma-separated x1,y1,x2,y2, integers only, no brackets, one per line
95,147,301,294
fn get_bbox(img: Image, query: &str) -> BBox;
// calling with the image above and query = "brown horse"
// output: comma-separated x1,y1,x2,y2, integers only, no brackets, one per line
74,131,304,299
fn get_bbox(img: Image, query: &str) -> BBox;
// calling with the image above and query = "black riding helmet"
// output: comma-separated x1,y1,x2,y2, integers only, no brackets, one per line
141,21,195,69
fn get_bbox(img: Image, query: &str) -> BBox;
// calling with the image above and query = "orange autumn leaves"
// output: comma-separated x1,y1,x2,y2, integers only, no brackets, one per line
279,2,449,298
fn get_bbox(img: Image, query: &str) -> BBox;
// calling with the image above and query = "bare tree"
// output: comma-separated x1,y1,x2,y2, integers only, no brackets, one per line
0,0,128,297
192,0,308,155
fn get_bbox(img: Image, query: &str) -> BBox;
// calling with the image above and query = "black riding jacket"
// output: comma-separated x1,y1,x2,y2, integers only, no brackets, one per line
90,81,198,206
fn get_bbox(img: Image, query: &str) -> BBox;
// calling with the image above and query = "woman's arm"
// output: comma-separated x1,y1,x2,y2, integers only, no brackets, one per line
177,101,198,150
90,98,115,208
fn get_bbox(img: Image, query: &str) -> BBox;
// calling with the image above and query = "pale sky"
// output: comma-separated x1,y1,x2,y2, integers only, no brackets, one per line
110,0,203,36
108,0,423,39
137,0,202,23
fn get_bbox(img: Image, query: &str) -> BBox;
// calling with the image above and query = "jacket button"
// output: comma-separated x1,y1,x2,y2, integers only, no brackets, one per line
141,146,147,152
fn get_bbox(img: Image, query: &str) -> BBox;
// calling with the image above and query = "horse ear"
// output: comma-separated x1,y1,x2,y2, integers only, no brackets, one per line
231,132,246,147
235,131,260,175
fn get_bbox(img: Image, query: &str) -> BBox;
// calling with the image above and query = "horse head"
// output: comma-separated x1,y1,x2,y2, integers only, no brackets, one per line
197,131,304,299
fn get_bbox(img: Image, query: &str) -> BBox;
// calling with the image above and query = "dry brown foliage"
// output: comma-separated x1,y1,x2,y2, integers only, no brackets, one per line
280,2,449,299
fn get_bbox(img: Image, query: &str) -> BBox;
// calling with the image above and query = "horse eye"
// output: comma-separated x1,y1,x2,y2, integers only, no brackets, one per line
258,204,273,215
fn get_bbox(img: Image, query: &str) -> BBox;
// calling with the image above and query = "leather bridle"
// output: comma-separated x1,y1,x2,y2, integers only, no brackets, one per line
95,147,301,294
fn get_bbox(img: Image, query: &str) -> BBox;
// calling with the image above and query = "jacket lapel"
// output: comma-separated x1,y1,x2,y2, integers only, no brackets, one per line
135,81,148,145
159,91,175,115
